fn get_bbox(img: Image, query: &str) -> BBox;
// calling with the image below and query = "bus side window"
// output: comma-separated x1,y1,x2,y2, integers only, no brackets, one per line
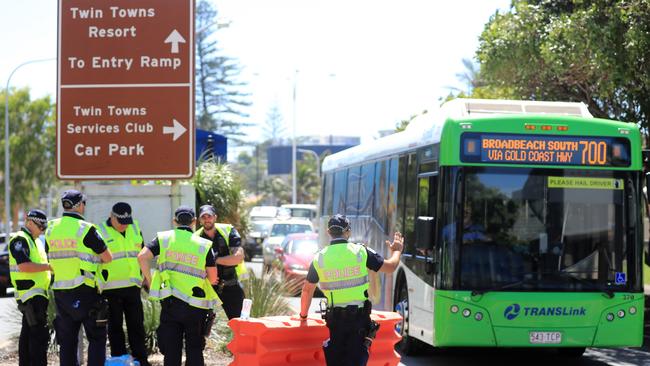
322,173,334,217
373,160,389,232
417,175,438,250
333,169,348,215
403,153,418,254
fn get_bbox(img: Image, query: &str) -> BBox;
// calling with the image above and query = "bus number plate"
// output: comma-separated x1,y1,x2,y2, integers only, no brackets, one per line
529,331,562,344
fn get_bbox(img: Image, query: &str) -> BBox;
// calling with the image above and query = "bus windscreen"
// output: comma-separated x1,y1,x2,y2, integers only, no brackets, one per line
461,133,631,167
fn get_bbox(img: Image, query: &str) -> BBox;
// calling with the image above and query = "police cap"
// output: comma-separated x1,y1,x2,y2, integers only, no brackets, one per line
174,206,195,222
61,189,86,209
327,214,350,232
27,209,48,229
111,202,133,225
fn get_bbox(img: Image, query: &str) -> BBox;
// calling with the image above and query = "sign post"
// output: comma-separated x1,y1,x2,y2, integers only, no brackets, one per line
57,0,194,179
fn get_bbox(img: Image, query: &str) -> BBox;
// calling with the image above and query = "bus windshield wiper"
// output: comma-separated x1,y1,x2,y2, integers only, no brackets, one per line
555,271,615,299
470,275,538,296
471,271,615,298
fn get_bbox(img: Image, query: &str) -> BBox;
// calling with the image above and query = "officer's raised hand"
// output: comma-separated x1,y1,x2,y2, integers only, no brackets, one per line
387,232,403,253
378,232,403,273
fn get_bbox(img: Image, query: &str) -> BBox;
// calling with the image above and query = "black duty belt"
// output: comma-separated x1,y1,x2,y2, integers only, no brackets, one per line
219,279,239,287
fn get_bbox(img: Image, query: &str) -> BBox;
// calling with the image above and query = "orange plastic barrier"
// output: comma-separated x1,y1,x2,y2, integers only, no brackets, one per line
227,310,402,366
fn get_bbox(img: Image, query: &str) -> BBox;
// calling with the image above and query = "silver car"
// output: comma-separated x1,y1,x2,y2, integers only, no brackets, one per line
262,219,314,271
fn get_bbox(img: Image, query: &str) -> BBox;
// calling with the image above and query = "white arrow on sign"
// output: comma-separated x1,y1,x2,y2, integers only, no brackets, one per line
164,30,186,54
163,119,187,141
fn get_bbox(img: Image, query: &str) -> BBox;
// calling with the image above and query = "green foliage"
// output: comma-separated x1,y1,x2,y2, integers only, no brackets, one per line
241,270,298,318
193,157,249,237
0,88,56,227
476,0,650,142
207,307,232,355
195,0,251,140
142,296,162,354
296,153,321,204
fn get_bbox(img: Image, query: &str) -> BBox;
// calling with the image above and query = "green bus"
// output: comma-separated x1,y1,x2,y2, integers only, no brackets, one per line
319,99,645,357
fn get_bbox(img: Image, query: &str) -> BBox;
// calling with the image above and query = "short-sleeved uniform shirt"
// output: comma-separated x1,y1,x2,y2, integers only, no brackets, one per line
145,226,216,267
197,226,241,281
306,239,384,283
9,227,41,265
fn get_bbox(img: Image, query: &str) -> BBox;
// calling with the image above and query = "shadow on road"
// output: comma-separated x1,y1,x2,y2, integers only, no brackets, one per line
400,346,650,366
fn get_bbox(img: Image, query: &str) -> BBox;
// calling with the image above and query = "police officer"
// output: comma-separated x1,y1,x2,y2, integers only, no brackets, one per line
45,189,113,366
137,206,219,366
299,214,403,366
8,209,51,366
194,204,246,319
98,202,150,366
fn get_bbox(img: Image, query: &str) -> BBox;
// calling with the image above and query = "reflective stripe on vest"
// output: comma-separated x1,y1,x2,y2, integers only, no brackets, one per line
52,271,95,289
149,286,219,309
45,216,97,290
313,242,369,308
97,221,143,291
8,230,50,302
148,229,220,310
159,261,207,279
318,275,369,291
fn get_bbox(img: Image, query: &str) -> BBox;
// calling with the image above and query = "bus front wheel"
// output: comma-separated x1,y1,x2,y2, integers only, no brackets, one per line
394,279,419,355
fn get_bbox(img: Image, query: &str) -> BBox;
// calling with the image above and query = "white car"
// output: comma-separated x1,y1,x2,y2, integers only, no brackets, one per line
262,219,314,270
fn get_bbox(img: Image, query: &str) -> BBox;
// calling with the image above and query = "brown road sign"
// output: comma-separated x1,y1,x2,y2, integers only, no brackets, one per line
57,0,194,179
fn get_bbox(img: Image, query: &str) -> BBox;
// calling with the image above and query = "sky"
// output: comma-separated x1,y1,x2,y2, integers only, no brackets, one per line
0,0,511,156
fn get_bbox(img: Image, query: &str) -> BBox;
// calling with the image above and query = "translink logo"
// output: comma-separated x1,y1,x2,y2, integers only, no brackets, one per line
503,303,586,320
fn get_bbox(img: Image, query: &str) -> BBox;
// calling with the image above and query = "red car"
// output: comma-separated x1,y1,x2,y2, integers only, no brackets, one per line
274,233,319,291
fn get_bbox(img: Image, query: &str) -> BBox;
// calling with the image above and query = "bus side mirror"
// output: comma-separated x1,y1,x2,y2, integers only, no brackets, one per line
416,216,435,251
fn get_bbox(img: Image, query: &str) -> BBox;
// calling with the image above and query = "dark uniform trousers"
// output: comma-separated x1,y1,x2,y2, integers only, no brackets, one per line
18,295,49,366
323,311,372,366
105,286,150,366
53,284,107,366
214,282,245,320
157,297,209,366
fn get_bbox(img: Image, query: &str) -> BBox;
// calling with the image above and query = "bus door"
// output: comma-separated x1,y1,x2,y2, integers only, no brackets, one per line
405,172,438,342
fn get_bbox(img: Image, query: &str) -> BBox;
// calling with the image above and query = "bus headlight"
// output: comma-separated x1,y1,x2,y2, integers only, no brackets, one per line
617,310,625,318
606,313,615,321
462,309,471,318
450,305,459,314
474,312,483,321
629,306,637,315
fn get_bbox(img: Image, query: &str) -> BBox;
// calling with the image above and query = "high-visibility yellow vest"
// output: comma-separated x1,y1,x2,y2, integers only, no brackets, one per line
149,229,220,309
313,242,369,308
45,216,100,290
8,230,50,302
194,224,248,278
97,220,143,291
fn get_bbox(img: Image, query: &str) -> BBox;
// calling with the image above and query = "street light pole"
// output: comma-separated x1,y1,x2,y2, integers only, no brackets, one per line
291,69,298,204
297,148,320,178
4,57,54,238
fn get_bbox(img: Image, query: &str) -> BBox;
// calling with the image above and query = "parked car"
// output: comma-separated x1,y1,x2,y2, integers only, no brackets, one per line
262,219,314,271
274,233,319,291
243,219,273,261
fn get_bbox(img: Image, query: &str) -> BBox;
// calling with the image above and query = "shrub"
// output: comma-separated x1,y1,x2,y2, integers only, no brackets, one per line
141,295,162,354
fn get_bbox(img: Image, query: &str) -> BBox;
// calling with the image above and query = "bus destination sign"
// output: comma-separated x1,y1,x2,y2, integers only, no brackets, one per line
461,133,630,167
